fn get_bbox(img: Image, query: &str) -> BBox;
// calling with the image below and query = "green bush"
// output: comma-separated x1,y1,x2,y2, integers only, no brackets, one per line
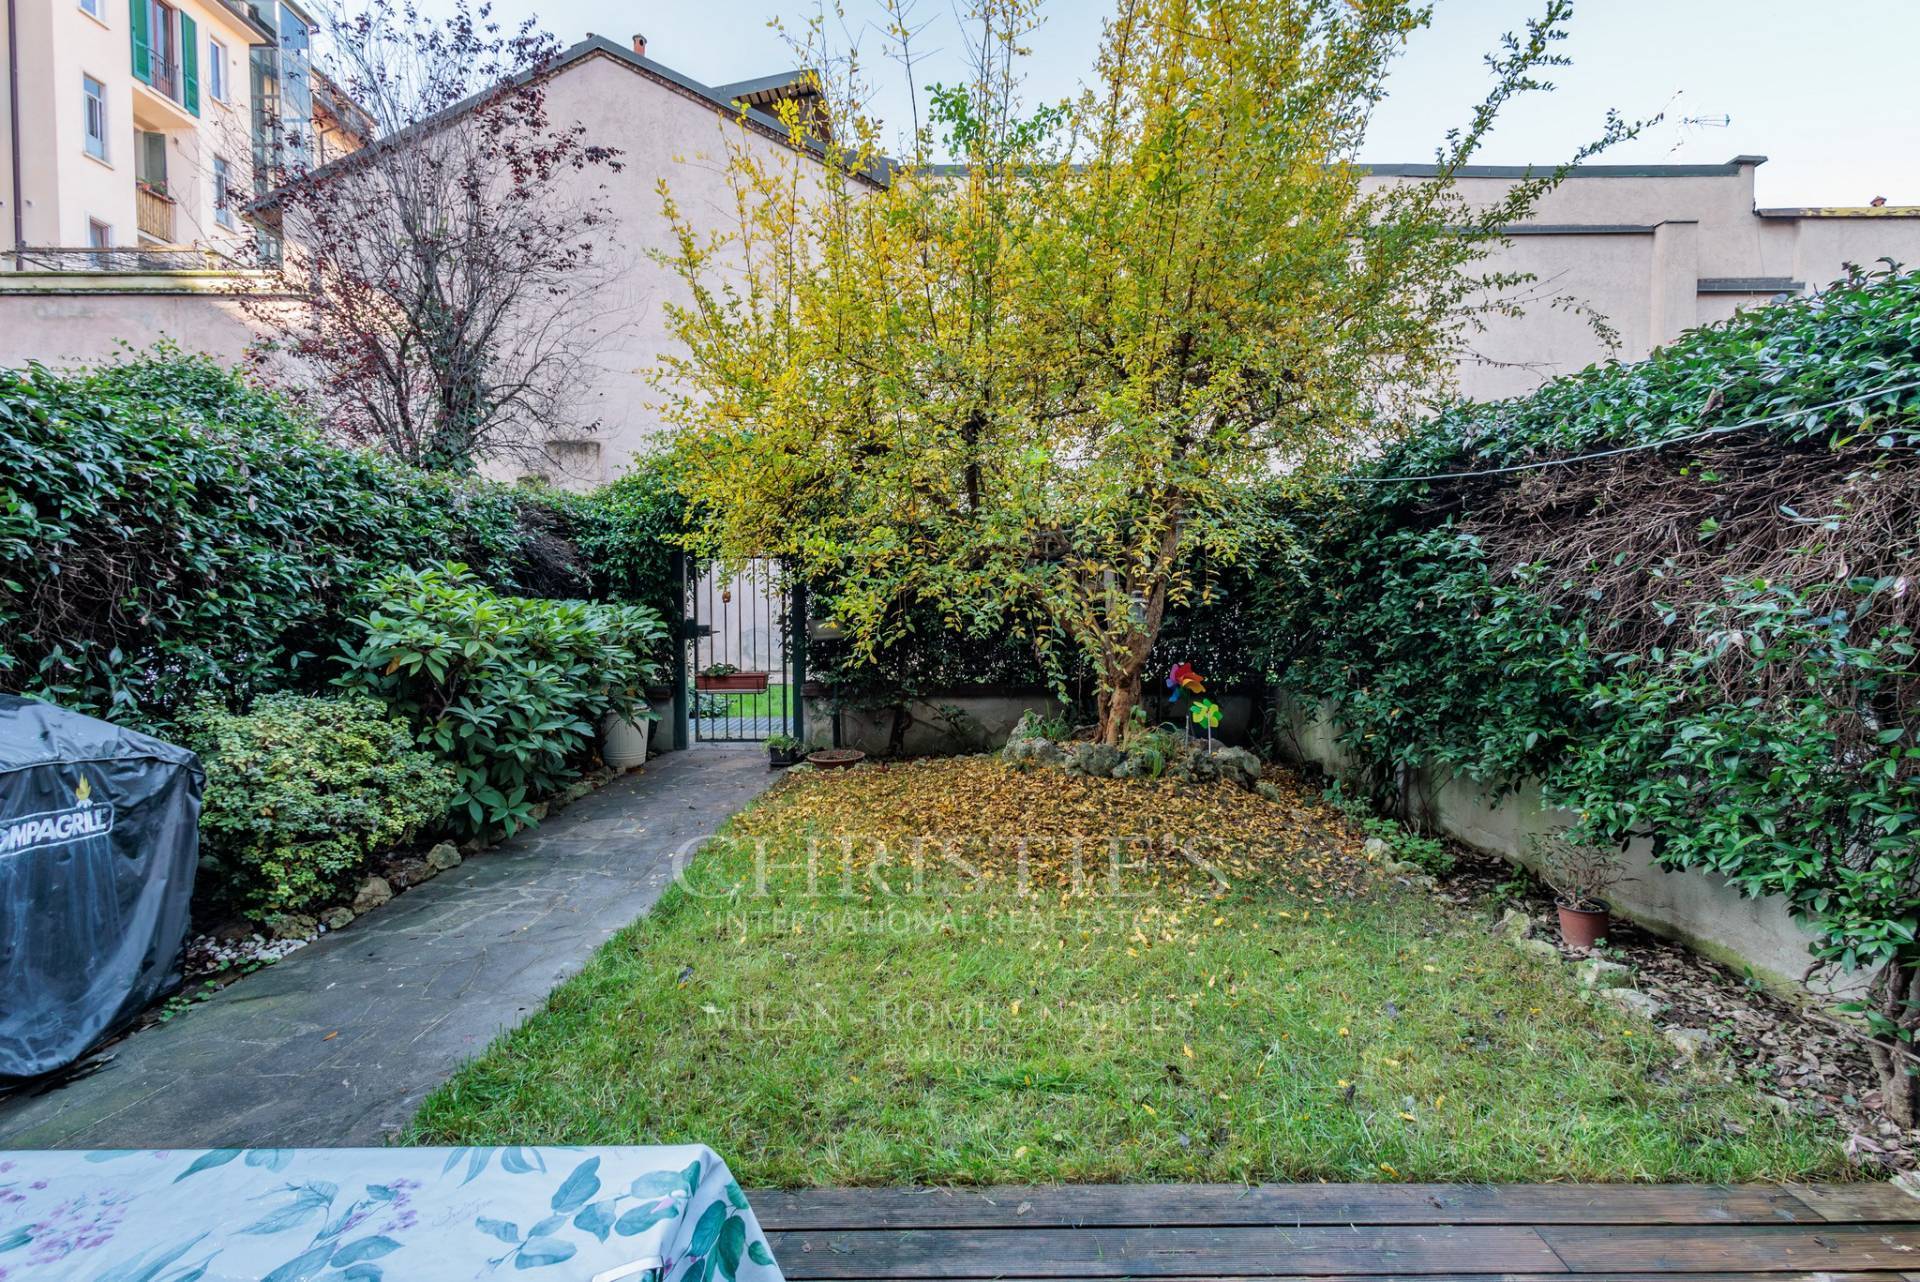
186,693,459,916
1267,267,1920,1084
0,350,534,732
335,564,670,835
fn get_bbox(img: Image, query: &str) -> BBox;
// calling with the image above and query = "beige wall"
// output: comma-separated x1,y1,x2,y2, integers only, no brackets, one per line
1362,158,1920,402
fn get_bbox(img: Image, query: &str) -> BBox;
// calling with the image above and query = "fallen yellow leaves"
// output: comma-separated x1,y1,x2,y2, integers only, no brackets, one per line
738,756,1378,899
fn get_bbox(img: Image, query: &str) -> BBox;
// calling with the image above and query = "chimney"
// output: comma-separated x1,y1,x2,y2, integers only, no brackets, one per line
631,33,648,58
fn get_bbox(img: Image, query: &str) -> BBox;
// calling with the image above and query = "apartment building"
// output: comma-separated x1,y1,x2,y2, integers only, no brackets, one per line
0,0,348,265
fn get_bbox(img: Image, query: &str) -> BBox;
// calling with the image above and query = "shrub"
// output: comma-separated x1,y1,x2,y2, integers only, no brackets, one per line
186,693,458,916
0,350,534,732
335,565,670,835
1267,266,1920,1116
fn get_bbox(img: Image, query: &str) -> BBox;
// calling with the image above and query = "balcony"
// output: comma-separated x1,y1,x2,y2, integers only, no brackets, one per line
136,183,176,242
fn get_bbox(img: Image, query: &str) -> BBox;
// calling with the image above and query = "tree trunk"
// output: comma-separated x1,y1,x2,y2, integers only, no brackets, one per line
1868,959,1920,1127
1101,679,1140,744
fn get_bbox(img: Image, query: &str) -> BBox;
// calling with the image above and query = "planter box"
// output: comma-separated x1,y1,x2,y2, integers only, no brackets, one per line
696,671,770,693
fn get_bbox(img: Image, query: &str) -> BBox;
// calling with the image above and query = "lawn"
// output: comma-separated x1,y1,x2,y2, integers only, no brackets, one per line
409,757,1846,1186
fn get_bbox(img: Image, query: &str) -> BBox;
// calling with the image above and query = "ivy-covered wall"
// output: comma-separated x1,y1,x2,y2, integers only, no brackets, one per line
1266,265,1920,997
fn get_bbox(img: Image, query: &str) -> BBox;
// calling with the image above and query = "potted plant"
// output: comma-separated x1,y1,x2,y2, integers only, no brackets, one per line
766,733,803,768
601,701,657,770
695,662,770,693
1533,835,1624,949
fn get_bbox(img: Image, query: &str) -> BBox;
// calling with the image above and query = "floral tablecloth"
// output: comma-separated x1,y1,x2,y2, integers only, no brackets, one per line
0,1143,783,1282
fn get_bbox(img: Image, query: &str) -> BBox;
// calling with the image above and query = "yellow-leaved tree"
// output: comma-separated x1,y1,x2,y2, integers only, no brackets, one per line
657,0,1630,742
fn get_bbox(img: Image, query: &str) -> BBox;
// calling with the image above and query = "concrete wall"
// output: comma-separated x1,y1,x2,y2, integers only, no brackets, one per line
0,272,268,369
803,688,1258,757
1274,693,1863,999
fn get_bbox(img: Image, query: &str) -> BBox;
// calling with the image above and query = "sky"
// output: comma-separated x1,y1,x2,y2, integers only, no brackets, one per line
415,0,1918,207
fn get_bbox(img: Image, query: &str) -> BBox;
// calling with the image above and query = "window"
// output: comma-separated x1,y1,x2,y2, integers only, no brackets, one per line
208,37,226,101
79,0,104,18
83,76,108,160
88,220,112,248
213,155,235,228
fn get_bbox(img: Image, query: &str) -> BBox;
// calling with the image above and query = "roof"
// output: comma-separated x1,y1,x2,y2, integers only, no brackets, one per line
709,69,821,105
256,35,883,210
1360,156,1769,180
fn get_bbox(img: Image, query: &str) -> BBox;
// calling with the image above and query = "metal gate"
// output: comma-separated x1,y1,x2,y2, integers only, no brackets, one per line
679,557,805,745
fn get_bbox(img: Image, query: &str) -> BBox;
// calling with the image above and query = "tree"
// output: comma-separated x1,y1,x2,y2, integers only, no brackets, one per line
244,2,623,472
656,0,1632,741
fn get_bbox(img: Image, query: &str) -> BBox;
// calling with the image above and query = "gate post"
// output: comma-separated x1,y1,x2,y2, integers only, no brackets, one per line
670,547,690,751
788,571,807,745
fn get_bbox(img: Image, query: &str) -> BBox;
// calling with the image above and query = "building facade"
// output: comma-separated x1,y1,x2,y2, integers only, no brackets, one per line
1364,158,1920,402
0,0,342,266
2,35,1917,480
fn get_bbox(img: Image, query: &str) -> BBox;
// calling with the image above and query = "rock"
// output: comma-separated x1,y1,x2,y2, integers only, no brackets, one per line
1003,736,1066,768
1664,1026,1711,1058
1514,938,1563,963
1064,742,1124,779
1210,747,1262,790
1006,709,1051,742
529,802,550,823
562,779,596,803
1490,908,1532,943
1255,782,1284,804
1575,959,1634,990
460,836,490,855
265,913,318,941
1597,987,1664,1020
426,842,463,871
1362,836,1393,861
385,857,432,890
1758,1092,1793,1116
351,875,394,914
321,907,355,931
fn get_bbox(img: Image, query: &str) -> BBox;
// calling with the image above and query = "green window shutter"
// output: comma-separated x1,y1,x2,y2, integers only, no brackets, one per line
180,14,199,115
130,0,151,83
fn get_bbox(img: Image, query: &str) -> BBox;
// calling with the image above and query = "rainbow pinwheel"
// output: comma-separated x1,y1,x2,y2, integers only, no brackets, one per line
1166,662,1206,703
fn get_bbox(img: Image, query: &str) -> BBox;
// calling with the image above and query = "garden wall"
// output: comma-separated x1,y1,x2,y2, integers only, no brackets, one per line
1275,693,1864,1000
804,689,1259,757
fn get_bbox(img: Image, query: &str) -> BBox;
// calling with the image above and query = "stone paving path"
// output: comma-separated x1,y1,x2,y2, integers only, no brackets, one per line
0,747,774,1149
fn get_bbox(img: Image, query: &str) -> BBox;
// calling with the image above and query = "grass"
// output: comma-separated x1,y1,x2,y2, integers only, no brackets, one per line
694,681,791,723
409,757,1847,1186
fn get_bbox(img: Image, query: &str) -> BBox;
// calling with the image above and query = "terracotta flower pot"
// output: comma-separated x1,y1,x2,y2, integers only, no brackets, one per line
696,671,770,693
1557,901,1611,950
806,748,866,769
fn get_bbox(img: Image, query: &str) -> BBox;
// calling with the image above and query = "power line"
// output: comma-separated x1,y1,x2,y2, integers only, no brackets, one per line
1338,379,1920,485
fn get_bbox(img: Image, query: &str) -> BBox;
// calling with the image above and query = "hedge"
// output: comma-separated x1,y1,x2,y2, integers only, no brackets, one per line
1267,264,1920,990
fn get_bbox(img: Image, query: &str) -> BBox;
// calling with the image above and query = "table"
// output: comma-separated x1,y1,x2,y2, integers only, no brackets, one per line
0,1143,782,1281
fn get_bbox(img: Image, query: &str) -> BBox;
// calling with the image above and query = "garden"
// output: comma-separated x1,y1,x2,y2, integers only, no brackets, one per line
0,351,683,952
3,0,1917,1200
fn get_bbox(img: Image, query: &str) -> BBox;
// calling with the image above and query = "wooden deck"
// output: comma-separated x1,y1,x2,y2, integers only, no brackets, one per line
752,1183,1920,1280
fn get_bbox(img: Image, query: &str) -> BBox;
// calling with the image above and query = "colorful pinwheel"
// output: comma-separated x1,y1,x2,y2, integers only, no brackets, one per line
1166,662,1206,703
1189,697,1222,749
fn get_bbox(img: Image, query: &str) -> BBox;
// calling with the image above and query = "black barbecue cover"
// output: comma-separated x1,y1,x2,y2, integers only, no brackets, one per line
0,696,203,1079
